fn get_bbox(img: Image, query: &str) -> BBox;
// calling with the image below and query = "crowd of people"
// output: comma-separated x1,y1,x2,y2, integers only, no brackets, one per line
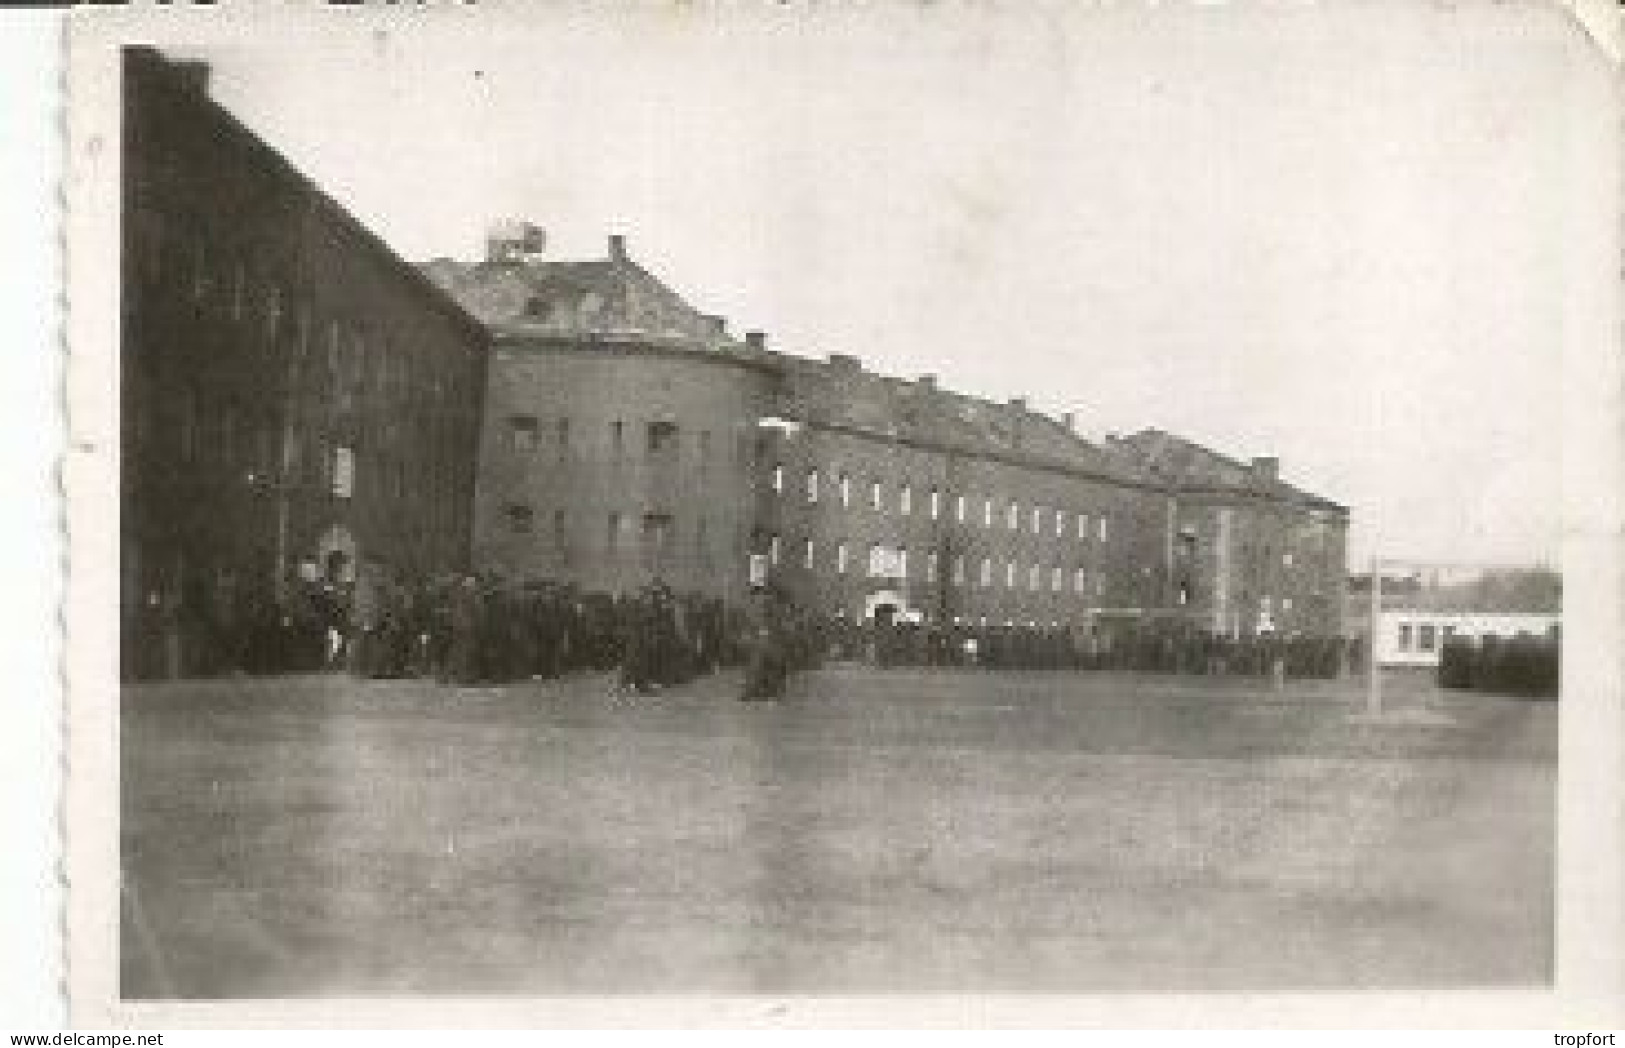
124,558,811,701
124,557,1351,690
825,617,1351,680
290,562,757,694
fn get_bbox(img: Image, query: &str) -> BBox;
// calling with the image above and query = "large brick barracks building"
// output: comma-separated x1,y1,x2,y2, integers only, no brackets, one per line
121,44,1347,679
426,225,1350,648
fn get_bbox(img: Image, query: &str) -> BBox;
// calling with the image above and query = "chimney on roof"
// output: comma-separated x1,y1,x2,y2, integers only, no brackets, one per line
486,219,546,266
827,353,862,372
1060,411,1076,432
1006,397,1029,448
744,331,767,351
702,314,728,338
607,234,627,262
1251,456,1280,482
916,374,937,391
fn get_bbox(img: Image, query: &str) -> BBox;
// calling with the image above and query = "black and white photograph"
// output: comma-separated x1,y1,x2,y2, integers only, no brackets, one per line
59,0,1622,1028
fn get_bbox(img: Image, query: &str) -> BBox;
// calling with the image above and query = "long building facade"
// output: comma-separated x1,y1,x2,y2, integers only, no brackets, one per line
426,225,1350,650
121,49,489,678
120,40,1347,680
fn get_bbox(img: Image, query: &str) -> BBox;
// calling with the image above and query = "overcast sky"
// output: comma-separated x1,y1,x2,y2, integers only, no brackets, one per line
174,1,1613,568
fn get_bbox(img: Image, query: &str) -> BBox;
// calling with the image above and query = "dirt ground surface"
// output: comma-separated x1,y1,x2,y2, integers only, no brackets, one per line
121,666,1555,998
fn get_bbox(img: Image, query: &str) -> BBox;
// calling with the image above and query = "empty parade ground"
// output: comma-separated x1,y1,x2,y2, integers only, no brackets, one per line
120,667,1556,998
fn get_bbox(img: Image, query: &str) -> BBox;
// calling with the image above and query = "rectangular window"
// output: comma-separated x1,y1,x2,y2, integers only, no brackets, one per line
350,333,369,399
926,552,939,582
929,487,941,519
230,262,245,321
505,504,534,533
869,544,884,577
1055,511,1065,538
1031,506,1042,533
1397,622,1413,651
332,446,355,499
642,513,675,552
955,494,966,523
1098,516,1110,542
806,470,819,504
983,499,994,528
326,321,343,398
1028,564,1040,591
900,485,912,515
647,420,679,455
191,237,209,301
1051,566,1063,592
1074,567,1086,593
769,533,782,565
837,542,849,575
897,546,909,578
1006,501,1019,530
1077,512,1088,539
1418,623,1437,652
840,474,852,507
509,414,538,450
1006,561,1017,588
265,283,282,343
979,558,992,588
772,463,785,494
871,480,883,511
803,538,815,569
952,555,966,586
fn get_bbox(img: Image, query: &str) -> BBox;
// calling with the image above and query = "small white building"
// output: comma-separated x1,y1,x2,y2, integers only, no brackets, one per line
1375,611,1560,668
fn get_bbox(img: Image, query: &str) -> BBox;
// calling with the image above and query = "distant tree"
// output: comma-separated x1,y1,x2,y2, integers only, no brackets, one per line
1467,567,1561,613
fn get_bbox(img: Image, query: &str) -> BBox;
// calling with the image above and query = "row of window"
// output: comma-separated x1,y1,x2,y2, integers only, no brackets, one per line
508,415,727,465
144,387,455,518
1395,621,1448,653
503,506,715,560
771,465,1111,541
499,506,1109,596
760,533,1107,595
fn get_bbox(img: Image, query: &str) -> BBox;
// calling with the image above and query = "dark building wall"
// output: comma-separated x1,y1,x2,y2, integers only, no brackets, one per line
445,229,1351,643
474,337,770,600
470,323,1182,637
1170,494,1348,638
121,47,488,676
755,423,1174,637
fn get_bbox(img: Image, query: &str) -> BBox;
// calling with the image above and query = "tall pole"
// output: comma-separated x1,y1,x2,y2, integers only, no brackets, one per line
1366,554,1382,716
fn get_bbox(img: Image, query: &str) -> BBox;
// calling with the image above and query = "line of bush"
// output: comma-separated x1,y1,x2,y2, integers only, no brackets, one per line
1437,635,1558,698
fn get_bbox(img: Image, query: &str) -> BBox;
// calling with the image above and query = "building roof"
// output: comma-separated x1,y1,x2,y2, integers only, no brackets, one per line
1107,428,1347,513
422,243,728,346
431,233,1339,501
